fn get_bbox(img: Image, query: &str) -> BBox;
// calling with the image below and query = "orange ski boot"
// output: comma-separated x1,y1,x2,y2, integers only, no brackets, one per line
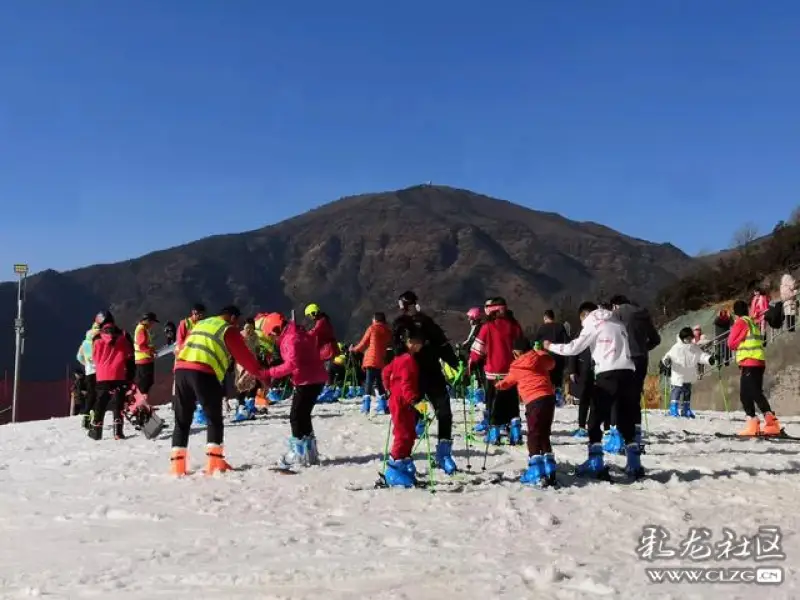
205,444,232,475
738,417,761,437
762,412,782,436
170,448,188,477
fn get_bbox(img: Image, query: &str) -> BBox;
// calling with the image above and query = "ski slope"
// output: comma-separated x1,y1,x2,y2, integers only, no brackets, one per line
1,401,799,599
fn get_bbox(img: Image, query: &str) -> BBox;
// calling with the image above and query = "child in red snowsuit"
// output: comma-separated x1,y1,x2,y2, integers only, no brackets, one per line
381,330,424,487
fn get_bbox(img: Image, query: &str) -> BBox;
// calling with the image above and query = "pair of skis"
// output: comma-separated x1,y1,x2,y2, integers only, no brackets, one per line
683,429,800,441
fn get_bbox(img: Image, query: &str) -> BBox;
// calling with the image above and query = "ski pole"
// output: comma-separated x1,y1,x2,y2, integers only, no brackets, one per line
481,378,499,472
716,368,730,415
641,391,649,435
381,410,392,476
422,398,436,493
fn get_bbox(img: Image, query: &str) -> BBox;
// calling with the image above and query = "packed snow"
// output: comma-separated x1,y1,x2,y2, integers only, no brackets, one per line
1,400,799,599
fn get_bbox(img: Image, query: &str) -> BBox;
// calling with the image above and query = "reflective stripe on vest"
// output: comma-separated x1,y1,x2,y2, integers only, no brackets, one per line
134,323,154,362
176,316,231,381
735,316,766,364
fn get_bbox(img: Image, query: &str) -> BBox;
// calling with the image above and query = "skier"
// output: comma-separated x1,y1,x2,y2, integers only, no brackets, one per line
392,291,460,475
133,312,159,400
495,337,557,486
567,346,593,437
727,300,782,437
462,306,486,416
544,302,642,478
351,312,393,415
662,327,715,418
381,329,425,488
265,312,329,469
468,297,523,445
76,321,100,429
305,303,339,388
89,311,134,441
749,288,770,341
171,305,270,476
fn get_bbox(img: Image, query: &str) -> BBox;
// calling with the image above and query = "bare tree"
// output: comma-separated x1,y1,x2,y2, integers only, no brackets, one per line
731,222,759,249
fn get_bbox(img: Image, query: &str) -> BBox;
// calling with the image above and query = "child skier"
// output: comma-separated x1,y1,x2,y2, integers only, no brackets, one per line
495,337,557,486
381,329,425,488
351,312,393,415
662,327,715,418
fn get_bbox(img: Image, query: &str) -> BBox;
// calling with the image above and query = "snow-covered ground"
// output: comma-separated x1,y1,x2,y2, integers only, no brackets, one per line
1,400,799,599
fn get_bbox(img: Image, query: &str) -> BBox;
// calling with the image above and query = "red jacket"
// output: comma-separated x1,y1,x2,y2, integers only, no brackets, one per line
469,315,523,379
175,326,269,382
310,314,338,361
495,350,555,404
268,322,328,386
93,325,135,382
727,318,765,368
382,353,420,410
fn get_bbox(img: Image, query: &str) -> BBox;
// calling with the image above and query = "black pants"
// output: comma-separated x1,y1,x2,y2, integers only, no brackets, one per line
526,396,555,455
786,315,796,332
84,374,97,415
740,366,773,418
135,362,155,394
364,367,385,396
610,356,647,427
94,380,126,426
588,370,637,445
485,378,520,426
420,377,452,440
549,364,565,391
290,384,323,438
173,369,224,448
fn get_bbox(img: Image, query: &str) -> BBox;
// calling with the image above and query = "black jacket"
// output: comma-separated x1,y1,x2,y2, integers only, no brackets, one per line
567,348,594,399
614,304,661,359
392,311,459,389
535,321,570,374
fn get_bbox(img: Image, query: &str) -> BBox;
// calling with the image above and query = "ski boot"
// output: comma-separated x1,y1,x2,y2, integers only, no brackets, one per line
360,395,371,415
170,447,188,477
306,435,320,466
268,388,283,403
680,401,695,419
278,436,309,470
575,443,608,478
205,444,232,475
231,401,250,423
244,397,257,417
435,439,457,475
375,395,389,415
192,404,207,427
555,388,564,408
738,417,760,437
520,454,545,486
113,419,125,440
81,412,92,430
602,426,623,454
543,453,557,486
635,424,646,455
508,418,523,445
384,458,415,488
87,421,103,441
624,442,645,479
668,400,680,417
762,412,782,436
486,425,501,446
473,410,489,433
572,427,588,438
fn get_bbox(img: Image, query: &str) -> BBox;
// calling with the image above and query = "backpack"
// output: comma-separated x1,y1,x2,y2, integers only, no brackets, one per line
765,302,784,330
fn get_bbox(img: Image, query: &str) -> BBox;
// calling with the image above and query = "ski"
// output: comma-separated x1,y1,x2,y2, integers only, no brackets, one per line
345,471,504,492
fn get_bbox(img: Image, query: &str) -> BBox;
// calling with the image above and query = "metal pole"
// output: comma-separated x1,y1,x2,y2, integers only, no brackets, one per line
11,264,28,424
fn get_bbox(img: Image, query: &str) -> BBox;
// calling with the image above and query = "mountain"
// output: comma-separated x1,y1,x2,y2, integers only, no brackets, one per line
0,185,695,380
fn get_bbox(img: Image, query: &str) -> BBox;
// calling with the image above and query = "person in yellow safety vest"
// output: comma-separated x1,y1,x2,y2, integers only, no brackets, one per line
133,312,159,397
170,305,271,476
727,300,782,436
176,303,206,353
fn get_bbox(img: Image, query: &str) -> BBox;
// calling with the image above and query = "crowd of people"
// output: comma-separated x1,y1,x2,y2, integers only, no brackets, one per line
69,283,784,488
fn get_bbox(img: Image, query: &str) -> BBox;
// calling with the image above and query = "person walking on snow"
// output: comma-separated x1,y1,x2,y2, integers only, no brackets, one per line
727,300,782,437
264,313,329,469
76,321,100,429
171,306,271,476
392,290,460,475
780,273,797,332
566,345,594,438
176,304,208,424
495,337,557,487
462,307,484,353
305,303,339,388
662,327,715,418
544,302,643,479
351,312,393,415
381,329,425,488
89,311,134,441
133,312,159,400
469,297,524,445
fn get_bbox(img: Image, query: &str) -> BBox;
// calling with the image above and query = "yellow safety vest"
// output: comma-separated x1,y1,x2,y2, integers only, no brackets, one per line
134,323,154,362
177,316,232,381
735,316,766,364
254,317,277,357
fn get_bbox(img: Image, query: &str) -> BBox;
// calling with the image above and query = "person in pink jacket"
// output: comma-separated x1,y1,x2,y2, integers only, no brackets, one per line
266,314,328,470
749,288,770,340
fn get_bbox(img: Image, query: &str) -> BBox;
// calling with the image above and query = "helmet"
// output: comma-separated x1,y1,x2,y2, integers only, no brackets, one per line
95,310,114,326
466,307,482,321
262,312,286,335
304,303,321,318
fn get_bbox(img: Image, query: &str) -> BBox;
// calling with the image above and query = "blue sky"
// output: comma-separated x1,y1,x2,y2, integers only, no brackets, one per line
1,0,798,279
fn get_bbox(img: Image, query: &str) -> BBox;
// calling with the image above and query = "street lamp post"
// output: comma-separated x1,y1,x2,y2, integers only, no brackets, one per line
12,263,28,423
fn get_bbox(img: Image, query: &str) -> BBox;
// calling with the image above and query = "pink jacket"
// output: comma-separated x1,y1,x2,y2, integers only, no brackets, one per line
267,322,328,386
750,294,769,326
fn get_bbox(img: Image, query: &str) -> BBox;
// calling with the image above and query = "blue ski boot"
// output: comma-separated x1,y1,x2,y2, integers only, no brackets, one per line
473,411,489,433
384,458,415,488
575,443,608,478
625,442,645,479
278,436,308,470
486,425,501,446
267,388,282,403
415,418,427,438
192,404,207,427
375,395,389,415
435,439,457,475
602,426,624,454
244,397,256,417
305,435,320,466
681,401,695,419
360,395,371,415
520,454,545,486
543,452,557,486
668,400,679,417
508,418,523,445
572,427,588,438
231,403,250,423
555,388,564,408
473,387,485,406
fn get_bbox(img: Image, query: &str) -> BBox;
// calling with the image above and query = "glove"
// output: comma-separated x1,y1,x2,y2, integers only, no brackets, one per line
533,341,543,351
414,400,432,415
662,357,671,368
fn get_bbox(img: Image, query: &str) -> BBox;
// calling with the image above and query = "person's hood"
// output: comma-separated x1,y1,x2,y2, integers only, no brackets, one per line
584,308,617,326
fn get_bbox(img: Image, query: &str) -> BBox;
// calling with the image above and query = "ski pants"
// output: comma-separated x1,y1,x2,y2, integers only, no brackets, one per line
588,369,638,445
364,367,386,397
670,383,692,405
526,396,555,455
485,378,520,426
390,403,417,459
135,362,155,395
173,369,224,448
610,356,647,427
290,383,323,439
739,366,773,418
93,380,126,427
419,377,452,440
84,374,97,415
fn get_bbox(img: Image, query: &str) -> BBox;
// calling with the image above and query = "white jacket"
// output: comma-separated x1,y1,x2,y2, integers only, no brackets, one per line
662,335,712,386
548,308,635,374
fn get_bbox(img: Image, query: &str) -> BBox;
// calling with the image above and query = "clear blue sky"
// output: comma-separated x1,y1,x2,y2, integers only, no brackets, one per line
1,0,798,280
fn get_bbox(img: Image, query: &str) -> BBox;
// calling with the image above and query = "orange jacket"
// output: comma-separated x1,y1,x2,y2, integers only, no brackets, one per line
353,322,392,369
495,350,555,405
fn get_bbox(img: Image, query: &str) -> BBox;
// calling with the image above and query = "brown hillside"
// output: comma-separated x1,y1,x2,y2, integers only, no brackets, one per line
0,185,694,379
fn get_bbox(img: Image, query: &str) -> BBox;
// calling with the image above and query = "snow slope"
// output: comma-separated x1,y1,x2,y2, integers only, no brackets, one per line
1,400,799,599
